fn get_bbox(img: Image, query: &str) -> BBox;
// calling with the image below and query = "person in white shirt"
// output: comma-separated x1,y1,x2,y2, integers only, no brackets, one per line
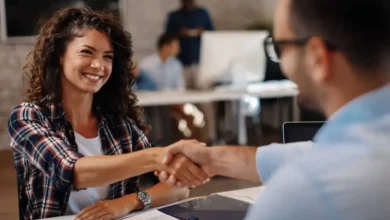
140,33,185,90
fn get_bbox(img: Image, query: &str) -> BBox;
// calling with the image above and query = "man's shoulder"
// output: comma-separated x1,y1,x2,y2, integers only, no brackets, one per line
195,7,210,14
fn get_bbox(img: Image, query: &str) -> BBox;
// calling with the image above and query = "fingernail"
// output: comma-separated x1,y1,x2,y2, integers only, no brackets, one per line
162,156,168,163
200,142,207,146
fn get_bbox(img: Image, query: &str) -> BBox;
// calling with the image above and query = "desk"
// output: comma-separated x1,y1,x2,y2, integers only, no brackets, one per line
40,186,264,220
136,81,298,145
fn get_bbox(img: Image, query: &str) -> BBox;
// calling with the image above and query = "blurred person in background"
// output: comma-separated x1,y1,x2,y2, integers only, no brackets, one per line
166,0,214,88
131,60,157,91
139,33,184,90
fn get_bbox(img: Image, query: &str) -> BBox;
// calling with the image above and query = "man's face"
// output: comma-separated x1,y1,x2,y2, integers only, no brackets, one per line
166,40,181,57
273,0,323,112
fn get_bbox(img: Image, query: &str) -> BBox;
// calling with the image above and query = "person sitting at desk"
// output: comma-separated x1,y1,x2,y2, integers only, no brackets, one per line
7,7,209,220
139,33,184,90
131,60,157,91
157,0,390,219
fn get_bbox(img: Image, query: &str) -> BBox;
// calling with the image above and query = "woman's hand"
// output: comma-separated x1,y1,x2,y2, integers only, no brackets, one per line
75,198,135,220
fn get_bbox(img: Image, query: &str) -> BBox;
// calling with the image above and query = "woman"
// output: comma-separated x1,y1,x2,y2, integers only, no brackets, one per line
7,7,208,220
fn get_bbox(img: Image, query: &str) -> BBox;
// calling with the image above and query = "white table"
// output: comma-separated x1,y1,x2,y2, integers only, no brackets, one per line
136,81,298,106
41,186,264,220
136,81,299,145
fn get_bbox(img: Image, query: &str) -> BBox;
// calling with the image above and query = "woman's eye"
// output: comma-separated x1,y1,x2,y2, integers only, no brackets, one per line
104,55,113,60
80,49,92,54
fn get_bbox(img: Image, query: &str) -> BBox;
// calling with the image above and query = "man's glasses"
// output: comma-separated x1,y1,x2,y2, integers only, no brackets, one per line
263,35,337,63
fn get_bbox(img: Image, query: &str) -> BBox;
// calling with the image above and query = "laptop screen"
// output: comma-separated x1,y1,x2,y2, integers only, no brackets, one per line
283,122,325,143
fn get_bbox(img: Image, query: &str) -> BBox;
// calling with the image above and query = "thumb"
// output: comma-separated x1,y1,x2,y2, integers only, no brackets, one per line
162,152,173,164
162,142,187,164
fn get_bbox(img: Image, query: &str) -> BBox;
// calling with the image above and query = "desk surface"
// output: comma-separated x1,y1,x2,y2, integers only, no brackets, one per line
136,81,298,106
40,186,263,220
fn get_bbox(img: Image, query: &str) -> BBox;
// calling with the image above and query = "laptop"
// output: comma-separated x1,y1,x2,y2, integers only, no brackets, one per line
158,194,251,220
282,121,325,143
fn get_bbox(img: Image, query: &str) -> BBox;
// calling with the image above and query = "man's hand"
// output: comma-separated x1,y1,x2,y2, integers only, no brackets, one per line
158,154,210,187
156,140,214,187
75,198,134,220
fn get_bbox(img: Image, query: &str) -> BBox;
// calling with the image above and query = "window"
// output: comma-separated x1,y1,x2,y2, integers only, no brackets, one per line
1,0,121,43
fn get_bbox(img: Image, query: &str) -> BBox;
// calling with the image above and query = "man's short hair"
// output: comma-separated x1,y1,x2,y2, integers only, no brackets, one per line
157,33,179,50
289,0,390,71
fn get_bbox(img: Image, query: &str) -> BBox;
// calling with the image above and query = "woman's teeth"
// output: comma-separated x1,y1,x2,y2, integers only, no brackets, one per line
84,74,101,80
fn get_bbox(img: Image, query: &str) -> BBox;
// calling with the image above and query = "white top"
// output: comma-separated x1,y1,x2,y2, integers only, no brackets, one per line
139,53,184,90
65,132,110,215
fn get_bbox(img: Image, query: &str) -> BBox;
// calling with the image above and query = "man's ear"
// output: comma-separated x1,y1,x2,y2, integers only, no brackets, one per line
305,36,331,84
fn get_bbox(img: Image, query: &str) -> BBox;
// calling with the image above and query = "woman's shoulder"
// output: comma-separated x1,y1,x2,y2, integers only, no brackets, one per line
9,102,52,121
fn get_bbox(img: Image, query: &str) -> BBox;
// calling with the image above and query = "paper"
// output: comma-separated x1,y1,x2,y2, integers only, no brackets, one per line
122,210,177,220
213,186,264,204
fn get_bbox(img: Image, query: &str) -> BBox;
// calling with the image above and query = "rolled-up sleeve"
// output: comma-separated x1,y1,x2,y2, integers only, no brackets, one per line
256,141,313,183
7,105,84,191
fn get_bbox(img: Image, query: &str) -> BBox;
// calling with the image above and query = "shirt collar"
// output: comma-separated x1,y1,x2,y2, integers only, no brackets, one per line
314,84,390,144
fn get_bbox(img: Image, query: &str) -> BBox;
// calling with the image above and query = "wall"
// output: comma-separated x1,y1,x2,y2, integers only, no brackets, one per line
0,0,276,150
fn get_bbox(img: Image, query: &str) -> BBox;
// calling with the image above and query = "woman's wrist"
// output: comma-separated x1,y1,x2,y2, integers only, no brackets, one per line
121,193,144,212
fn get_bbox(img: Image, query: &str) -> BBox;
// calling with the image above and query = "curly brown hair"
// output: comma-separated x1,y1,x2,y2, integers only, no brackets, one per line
23,7,148,131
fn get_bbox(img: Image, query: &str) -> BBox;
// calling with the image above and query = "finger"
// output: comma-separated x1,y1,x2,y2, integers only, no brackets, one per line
158,171,169,182
76,204,99,219
84,210,109,220
154,171,159,176
164,140,199,162
176,181,185,188
99,214,114,220
162,152,174,164
187,162,210,184
167,174,178,186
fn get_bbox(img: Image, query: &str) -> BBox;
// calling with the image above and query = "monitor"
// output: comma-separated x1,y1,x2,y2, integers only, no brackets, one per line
197,31,269,89
283,121,325,143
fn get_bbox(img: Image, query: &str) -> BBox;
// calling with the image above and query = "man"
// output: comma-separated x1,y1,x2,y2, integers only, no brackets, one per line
139,33,184,90
159,0,390,219
131,60,157,91
166,0,214,88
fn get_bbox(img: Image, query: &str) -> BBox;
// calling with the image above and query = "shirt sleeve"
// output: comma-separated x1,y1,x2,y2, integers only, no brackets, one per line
256,141,313,183
166,12,178,33
203,9,215,30
7,105,84,192
125,118,152,152
245,165,328,220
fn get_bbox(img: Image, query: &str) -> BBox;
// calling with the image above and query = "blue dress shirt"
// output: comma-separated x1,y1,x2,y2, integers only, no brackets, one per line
247,84,390,220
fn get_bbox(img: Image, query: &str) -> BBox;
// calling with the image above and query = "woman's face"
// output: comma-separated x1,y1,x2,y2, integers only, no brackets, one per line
60,29,114,94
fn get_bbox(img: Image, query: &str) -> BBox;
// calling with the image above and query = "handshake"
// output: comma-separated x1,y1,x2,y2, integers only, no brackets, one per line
154,140,214,188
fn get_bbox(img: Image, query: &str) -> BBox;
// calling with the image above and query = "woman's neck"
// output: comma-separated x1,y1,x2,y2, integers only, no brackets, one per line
62,89,94,129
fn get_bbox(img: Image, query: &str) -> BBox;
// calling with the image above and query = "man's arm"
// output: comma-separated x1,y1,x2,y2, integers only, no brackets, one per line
159,140,313,187
207,146,261,183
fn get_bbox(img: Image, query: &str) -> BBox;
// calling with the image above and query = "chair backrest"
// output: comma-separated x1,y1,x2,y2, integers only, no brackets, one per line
282,121,325,143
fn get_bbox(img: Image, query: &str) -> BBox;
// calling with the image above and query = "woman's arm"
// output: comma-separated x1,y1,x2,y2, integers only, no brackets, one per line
75,182,189,220
8,105,208,191
73,147,165,189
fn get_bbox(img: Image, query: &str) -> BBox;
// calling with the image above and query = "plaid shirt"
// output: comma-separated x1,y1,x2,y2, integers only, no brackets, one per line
8,102,152,220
